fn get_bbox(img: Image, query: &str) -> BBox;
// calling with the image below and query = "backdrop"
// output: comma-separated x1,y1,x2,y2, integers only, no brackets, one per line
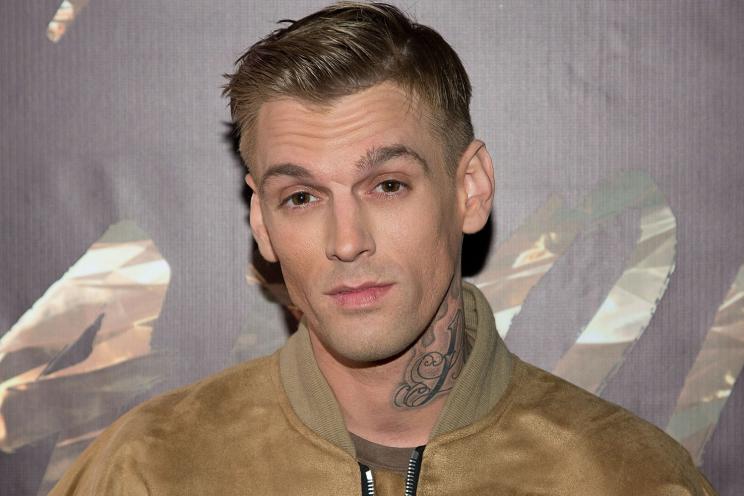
1,1,743,494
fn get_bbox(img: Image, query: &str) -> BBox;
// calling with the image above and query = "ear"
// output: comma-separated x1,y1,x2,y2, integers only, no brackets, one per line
456,140,495,234
245,173,278,263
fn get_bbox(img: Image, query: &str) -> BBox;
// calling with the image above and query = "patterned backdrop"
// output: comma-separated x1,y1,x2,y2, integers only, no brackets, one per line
1,1,743,494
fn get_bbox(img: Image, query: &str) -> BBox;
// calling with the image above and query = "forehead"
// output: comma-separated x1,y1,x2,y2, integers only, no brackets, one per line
251,83,439,177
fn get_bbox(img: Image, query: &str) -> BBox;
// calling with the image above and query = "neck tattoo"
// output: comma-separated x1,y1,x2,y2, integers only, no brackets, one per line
393,280,470,409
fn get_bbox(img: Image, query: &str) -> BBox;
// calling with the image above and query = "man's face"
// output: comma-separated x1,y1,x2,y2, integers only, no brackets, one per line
248,83,465,363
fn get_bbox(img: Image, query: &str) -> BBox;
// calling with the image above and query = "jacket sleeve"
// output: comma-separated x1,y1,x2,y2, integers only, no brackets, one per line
48,414,152,496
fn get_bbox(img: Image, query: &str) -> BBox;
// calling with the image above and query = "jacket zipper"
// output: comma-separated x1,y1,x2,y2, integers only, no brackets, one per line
359,446,425,496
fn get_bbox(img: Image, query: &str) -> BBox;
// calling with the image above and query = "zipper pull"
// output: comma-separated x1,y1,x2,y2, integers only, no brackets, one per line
359,463,375,496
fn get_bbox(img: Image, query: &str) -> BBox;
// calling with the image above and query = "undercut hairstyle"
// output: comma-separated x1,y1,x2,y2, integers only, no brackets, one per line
223,2,474,176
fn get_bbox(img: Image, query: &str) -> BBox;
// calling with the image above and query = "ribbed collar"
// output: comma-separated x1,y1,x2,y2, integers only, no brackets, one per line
278,282,513,457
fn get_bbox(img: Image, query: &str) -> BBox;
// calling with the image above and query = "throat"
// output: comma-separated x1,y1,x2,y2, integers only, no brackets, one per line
393,307,469,409
312,276,470,447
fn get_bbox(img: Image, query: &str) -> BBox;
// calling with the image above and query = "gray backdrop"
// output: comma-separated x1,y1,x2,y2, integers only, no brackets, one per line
1,1,743,494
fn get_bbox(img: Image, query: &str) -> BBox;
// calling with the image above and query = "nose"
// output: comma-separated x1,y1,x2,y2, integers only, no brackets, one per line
325,197,375,262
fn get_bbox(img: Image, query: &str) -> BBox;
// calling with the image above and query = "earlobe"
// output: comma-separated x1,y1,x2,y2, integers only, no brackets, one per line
459,140,495,234
246,174,278,263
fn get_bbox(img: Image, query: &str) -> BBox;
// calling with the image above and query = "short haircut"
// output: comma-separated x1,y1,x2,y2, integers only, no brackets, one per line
223,1,474,176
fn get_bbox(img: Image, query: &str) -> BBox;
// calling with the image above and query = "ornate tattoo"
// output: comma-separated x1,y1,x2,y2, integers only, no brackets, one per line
393,283,469,409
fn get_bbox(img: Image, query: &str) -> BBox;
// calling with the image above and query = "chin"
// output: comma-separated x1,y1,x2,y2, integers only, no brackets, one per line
323,327,420,365
306,296,433,364
340,346,403,364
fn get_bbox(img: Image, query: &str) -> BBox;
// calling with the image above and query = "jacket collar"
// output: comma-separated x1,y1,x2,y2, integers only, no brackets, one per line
278,282,513,457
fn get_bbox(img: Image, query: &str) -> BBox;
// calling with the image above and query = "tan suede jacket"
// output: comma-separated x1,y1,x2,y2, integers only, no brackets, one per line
50,284,717,495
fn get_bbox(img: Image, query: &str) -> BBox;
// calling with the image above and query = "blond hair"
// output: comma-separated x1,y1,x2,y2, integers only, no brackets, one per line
223,2,474,175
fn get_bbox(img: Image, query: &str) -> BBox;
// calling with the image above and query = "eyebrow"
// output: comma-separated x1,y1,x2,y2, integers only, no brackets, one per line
258,163,312,195
355,144,430,175
258,144,429,196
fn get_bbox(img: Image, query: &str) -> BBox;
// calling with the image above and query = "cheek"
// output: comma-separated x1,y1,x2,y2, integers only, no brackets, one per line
265,219,320,295
378,192,460,278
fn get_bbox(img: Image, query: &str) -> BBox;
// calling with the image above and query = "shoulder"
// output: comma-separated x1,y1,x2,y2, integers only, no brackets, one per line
510,358,686,455
501,357,716,495
49,354,283,495
116,353,279,436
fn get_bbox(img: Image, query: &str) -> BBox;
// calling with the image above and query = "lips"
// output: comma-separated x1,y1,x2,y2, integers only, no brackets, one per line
325,282,394,308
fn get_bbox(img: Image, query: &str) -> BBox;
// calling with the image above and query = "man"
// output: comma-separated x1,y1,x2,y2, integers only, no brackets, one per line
51,3,716,495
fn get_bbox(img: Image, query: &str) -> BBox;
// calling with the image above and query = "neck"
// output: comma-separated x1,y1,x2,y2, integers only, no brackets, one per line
309,271,470,448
